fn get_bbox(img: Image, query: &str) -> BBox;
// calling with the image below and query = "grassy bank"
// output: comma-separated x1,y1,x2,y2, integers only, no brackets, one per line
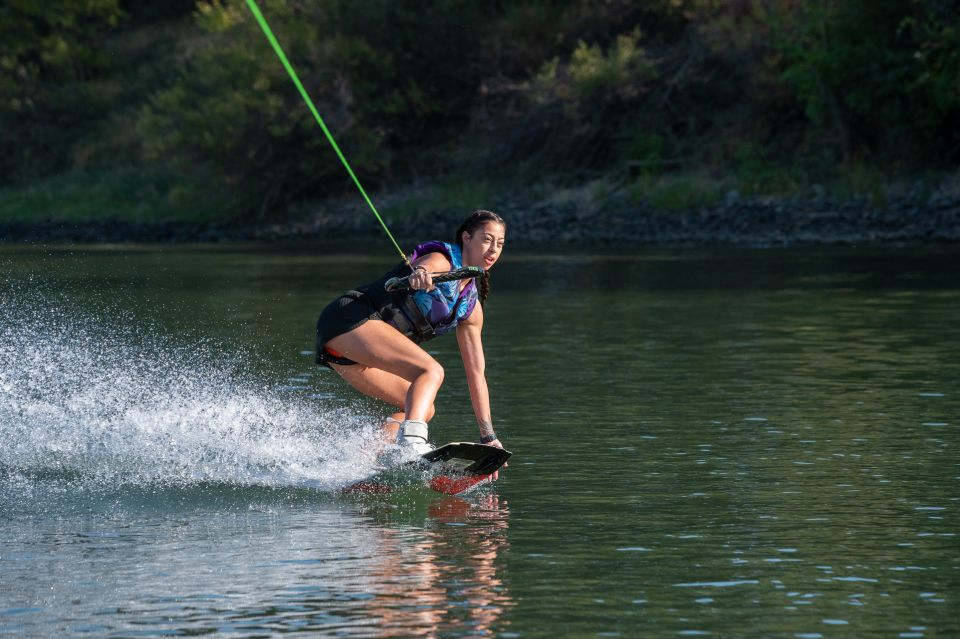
2,163,955,232
0,168,235,225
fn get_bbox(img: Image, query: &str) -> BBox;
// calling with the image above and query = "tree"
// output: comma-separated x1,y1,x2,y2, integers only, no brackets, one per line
0,0,122,183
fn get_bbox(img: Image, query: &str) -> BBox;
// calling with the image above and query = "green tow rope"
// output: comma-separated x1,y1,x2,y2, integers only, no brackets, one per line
244,0,410,267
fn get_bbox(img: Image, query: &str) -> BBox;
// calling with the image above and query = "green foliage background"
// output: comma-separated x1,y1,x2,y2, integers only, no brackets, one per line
1,0,957,222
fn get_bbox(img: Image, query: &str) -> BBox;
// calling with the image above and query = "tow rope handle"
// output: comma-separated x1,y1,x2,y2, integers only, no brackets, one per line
385,266,486,292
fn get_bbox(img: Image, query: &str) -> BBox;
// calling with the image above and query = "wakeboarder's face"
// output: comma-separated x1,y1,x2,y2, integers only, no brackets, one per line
462,222,506,270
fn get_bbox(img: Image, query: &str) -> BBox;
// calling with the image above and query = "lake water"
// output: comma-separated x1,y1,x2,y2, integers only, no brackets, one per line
1,243,958,638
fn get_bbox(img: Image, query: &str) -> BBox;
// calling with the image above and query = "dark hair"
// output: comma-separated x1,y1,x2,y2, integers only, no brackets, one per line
454,210,505,306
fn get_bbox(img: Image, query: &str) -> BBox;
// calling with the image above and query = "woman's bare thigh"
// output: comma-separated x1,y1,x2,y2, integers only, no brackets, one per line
326,320,438,381
329,362,410,410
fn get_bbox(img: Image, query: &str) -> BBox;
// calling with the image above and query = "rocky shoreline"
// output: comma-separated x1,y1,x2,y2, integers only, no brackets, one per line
2,190,958,247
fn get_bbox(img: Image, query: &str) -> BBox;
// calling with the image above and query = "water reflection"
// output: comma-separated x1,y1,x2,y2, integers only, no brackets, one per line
0,487,512,637
349,494,512,637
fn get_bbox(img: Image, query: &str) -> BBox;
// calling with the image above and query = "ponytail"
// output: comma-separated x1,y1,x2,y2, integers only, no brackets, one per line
478,271,491,306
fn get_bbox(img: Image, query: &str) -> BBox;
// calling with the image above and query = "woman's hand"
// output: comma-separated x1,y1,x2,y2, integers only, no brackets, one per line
486,437,505,482
408,266,435,291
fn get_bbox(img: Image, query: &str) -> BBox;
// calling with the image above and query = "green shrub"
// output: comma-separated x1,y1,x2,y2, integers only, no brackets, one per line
569,29,653,100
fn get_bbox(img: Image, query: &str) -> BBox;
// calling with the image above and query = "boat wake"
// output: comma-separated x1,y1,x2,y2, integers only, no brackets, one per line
0,290,380,509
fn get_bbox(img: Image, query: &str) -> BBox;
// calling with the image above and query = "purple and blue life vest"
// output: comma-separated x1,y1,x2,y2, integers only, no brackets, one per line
406,241,478,336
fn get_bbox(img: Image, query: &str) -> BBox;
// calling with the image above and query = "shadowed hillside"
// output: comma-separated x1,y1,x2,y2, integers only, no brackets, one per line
1,0,957,236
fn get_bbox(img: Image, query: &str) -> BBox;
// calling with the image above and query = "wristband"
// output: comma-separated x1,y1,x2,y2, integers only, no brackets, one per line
479,434,497,444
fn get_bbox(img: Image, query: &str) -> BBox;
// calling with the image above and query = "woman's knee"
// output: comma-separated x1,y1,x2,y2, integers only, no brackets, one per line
420,360,444,386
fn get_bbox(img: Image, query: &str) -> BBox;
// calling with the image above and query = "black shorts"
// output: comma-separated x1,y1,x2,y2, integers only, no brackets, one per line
315,291,380,368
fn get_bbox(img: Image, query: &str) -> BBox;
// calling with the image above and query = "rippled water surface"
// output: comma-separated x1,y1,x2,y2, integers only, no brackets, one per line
1,244,958,638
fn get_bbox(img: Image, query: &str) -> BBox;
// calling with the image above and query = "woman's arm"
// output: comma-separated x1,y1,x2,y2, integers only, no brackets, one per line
456,304,502,448
407,251,452,291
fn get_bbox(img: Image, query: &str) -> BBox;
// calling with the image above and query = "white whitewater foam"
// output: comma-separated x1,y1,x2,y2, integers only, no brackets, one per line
0,292,379,494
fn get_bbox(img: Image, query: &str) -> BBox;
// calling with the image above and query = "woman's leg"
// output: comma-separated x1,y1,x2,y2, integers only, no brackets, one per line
328,365,437,423
326,320,443,423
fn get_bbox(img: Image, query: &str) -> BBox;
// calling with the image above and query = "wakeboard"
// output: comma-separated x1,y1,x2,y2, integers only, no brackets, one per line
342,442,512,496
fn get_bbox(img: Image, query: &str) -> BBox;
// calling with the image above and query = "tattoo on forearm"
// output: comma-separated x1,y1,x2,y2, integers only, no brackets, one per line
478,419,495,439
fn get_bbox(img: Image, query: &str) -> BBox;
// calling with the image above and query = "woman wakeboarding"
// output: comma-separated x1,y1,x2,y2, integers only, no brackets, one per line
316,210,507,459
241,3,506,470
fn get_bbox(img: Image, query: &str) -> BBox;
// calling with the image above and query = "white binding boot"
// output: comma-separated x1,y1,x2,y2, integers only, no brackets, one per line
396,419,433,456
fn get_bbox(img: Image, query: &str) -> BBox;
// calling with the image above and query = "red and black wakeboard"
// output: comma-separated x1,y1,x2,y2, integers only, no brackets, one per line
342,442,512,496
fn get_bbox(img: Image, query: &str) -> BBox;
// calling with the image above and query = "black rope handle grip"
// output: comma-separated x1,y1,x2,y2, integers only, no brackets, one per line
384,265,486,292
